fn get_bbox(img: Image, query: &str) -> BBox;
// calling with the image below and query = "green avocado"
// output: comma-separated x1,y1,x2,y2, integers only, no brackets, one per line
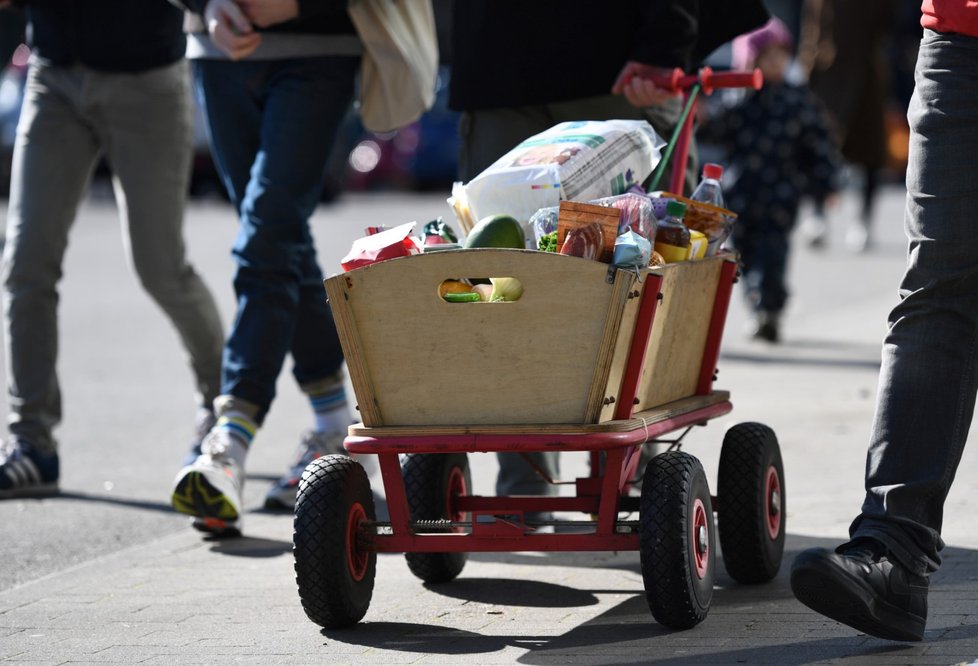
463,214,526,249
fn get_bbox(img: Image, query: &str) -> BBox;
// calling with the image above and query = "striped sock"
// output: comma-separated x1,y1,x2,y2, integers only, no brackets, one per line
307,383,351,434
215,412,257,454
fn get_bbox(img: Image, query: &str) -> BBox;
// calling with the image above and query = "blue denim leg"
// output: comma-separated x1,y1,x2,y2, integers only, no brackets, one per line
192,57,357,420
848,30,978,575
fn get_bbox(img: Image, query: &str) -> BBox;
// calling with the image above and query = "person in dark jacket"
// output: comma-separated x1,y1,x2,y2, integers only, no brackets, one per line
449,0,769,505
699,17,842,343
169,0,368,536
0,0,225,499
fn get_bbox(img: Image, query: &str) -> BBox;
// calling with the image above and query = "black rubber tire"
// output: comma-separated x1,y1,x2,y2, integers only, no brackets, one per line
717,422,786,584
402,453,471,583
639,451,715,629
294,455,376,629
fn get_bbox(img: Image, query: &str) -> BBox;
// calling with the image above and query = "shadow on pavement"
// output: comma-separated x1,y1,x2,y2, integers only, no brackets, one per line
425,577,601,608
207,535,292,557
53,490,173,514
328,534,978,663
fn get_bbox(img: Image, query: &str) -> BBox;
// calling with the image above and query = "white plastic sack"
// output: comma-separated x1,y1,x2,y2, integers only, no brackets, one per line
457,120,665,244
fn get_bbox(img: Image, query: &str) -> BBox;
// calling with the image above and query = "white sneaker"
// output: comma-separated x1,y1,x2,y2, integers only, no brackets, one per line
171,428,247,537
263,430,346,511
801,216,829,249
845,222,870,253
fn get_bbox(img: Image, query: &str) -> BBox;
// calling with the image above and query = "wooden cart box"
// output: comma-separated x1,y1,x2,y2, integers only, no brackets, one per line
324,249,732,427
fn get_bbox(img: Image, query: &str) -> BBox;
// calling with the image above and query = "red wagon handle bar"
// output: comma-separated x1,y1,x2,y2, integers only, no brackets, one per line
649,66,763,94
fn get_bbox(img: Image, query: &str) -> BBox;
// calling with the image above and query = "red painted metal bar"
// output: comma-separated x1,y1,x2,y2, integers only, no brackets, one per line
377,452,411,535
345,401,732,456
614,273,665,421
456,496,598,514
367,531,640,553
596,448,626,534
696,259,738,396
619,442,644,490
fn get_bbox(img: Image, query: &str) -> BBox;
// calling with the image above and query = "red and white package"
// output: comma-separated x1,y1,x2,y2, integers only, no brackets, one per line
340,221,422,272
559,221,603,260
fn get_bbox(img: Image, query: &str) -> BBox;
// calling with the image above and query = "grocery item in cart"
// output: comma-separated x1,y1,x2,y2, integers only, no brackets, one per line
556,200,620,262
654,200,691,263
453,119,665,242
613,229,652,269
529,205,559,248
340,221,422,271
661,192,736,257
689,163,726,209
559,222,604,260
588,192,657,242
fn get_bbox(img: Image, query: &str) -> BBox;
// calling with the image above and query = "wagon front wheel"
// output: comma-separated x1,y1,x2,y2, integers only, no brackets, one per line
294,455,376,629
640,451,715,629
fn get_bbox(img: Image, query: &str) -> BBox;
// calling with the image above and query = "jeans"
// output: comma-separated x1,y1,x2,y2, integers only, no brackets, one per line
1,60,224,451
192,57,357,423
848,30,978,576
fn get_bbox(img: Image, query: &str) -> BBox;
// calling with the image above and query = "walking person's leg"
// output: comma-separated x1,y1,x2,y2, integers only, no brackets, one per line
791,29,978,641
172,56,360,526
0,64,101,497
95,60,224,428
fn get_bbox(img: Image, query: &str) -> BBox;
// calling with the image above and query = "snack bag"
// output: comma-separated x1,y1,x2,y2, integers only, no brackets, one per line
340,221,422,271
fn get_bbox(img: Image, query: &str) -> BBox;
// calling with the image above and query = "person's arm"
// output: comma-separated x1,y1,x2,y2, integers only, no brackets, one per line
612,0,697,107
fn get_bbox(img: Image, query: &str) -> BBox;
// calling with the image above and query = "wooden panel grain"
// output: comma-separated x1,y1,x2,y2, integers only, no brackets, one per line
325,249,629,426
634,258,722,411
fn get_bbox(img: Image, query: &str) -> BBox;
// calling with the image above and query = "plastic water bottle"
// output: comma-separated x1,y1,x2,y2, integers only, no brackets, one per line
690,163,725,209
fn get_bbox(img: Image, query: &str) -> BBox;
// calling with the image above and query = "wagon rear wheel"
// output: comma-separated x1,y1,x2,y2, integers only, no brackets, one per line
717,422,785,584
640,451,715,629
403,452,471,583
294,455,376,628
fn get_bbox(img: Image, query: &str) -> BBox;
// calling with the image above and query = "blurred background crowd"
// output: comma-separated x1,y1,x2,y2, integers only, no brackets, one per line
0,0,923,203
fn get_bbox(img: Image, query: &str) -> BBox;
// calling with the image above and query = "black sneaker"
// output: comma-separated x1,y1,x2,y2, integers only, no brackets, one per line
0,438,60,499
790,538,927,642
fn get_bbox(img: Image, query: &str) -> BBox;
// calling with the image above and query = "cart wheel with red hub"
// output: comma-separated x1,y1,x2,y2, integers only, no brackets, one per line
640,450,715,629
402,452,472,583
293,455,376,628
717,422,785,584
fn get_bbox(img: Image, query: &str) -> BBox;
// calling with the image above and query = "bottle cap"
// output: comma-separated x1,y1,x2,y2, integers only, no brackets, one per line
666,200,687,218
703,163,724,180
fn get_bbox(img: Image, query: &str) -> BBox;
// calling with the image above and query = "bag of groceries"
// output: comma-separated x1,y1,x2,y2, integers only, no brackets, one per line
450,119,665,243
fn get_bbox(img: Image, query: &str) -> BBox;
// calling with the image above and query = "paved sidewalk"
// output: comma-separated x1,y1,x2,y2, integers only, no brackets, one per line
3,189,978,664
3,511,978,664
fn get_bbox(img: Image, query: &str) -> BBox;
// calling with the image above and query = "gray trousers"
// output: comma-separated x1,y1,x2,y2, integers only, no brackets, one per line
848,29,978,576
1,60,224,452
457,93,689,497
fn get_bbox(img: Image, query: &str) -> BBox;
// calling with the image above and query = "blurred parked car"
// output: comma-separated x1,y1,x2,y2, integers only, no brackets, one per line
339,66,460,196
